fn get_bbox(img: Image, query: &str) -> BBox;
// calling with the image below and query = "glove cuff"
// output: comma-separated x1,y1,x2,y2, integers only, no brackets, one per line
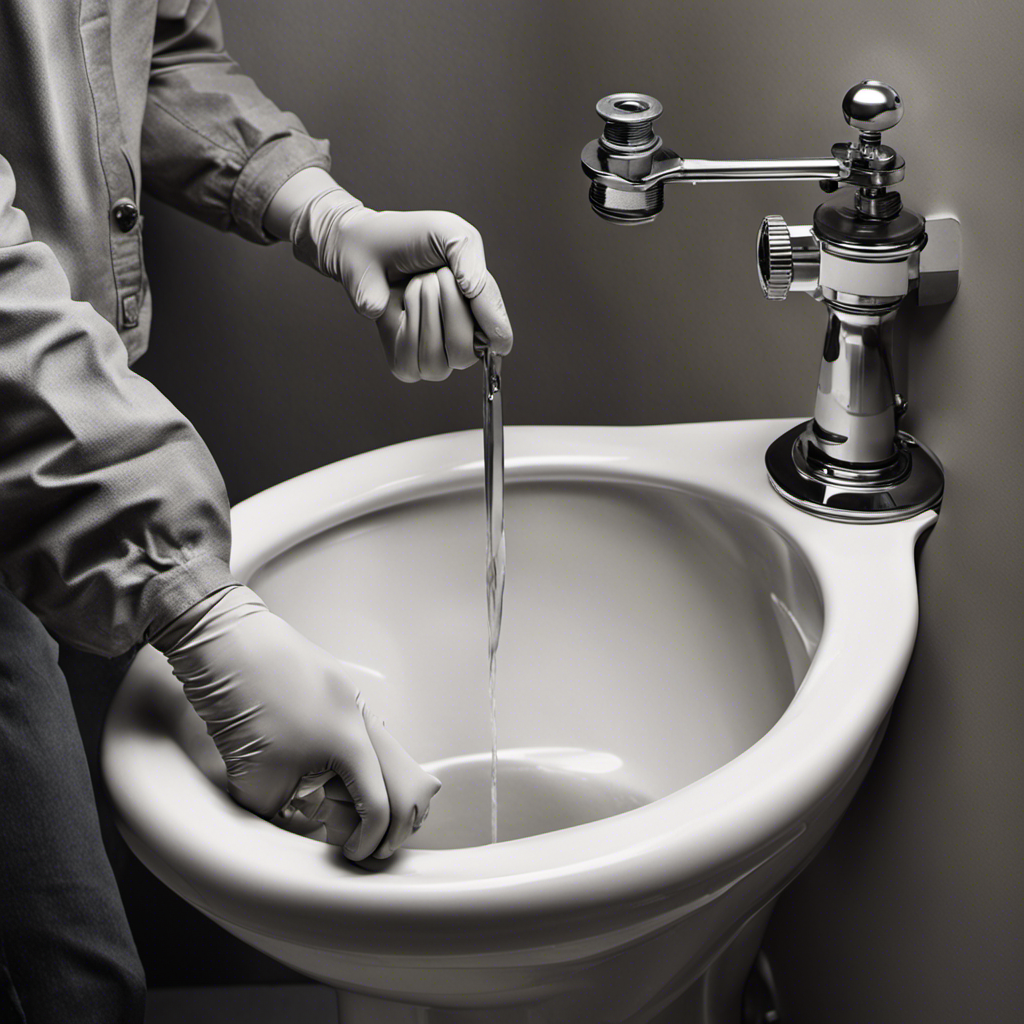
150,583,264,657
290,188,366,276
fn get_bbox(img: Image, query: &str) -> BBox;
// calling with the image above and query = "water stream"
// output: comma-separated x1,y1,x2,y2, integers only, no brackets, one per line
480,348,505,844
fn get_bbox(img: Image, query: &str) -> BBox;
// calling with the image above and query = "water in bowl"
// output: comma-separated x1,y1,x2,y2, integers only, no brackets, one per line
408,749,652,849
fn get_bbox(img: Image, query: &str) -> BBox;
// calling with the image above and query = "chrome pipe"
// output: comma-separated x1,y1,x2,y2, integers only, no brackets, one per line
670,157,842,183
807,305,900,466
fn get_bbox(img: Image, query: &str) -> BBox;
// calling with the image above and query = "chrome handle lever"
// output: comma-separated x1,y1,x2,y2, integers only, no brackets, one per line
666,157,842,184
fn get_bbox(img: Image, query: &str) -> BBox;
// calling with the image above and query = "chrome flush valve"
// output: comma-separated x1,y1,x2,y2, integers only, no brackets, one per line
581,80,961,523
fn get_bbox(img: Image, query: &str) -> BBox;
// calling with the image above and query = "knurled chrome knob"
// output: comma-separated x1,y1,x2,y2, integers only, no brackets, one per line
842,81,903,135
757,215,794,300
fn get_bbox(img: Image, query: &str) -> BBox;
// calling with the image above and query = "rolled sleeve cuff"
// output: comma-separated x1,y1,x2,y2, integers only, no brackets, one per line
231,132,332,245
140,554,240,646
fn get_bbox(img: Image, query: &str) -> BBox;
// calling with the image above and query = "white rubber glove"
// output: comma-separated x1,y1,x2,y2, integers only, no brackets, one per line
151,585,441,861
286,183,513,381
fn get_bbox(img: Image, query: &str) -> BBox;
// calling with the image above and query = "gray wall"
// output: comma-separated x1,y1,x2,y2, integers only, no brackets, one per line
134,0,1023,1017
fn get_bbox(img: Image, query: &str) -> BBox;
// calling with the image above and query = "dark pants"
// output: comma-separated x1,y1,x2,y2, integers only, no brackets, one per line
0,585,145,1024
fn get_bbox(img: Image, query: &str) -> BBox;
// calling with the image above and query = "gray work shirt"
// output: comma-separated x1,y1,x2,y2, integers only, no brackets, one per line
0,0,331,655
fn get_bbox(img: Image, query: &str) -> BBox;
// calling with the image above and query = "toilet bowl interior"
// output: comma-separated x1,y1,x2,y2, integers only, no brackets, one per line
220,478,823,850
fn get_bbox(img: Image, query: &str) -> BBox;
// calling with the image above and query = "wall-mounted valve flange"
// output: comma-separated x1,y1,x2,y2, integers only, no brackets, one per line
765,424,945,524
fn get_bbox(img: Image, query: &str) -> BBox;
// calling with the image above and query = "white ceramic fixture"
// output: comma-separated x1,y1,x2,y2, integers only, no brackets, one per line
103,418,934,1023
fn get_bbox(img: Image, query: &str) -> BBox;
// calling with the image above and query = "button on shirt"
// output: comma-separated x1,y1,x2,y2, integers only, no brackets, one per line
0,0,331,655
112,200,140,235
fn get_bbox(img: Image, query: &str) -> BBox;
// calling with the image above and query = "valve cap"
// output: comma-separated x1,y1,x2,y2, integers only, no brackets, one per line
757,215,794,300
595,93,663,151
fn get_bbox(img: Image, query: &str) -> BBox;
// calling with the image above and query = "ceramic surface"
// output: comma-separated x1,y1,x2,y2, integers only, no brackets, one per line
103,418,933,1023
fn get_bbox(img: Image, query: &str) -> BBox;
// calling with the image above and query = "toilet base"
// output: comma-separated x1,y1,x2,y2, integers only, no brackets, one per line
333,901,776,1024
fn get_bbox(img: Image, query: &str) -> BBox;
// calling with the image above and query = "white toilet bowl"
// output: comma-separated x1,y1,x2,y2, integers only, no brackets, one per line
103,418,933,1023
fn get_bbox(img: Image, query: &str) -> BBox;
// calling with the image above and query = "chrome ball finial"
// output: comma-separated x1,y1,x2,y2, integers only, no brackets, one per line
842,81,903,133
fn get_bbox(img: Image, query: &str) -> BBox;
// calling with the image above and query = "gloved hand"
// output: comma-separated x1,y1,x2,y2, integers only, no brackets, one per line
284,716,434,853
289,188,513,381
150,585,441,861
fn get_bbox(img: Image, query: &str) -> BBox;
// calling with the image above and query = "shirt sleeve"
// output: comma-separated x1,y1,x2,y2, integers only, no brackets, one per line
142,0,332,245
0,152,237,657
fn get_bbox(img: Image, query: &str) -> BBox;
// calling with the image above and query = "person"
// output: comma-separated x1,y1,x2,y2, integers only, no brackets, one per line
0,1,513,1021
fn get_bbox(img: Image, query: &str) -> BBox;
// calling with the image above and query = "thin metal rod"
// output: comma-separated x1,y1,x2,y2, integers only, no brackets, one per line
671,158,842,183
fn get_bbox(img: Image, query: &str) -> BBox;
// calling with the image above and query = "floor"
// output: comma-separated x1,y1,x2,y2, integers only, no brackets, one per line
145,984,338,1024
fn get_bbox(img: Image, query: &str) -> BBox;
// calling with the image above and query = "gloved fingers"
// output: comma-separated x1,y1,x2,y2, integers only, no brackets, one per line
296,722,434,856
360,710,442,859
293,771,335,801
311,794,362,838
415,272,451,382
467,272,513,356
286,776,360,846
226,759,302,822
323,819,361,847
425,212,489,300
287,785,327,819
376,211,486,297
423,215,512,355
274,799,330,839
400,276,425,381
436,267,478,370
375,281,419,382
376,268,488,380
330,728,392,861
286,771,341,817
378,804,417,858
322,775,355,802
348,259,392,320
376,273,456,382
